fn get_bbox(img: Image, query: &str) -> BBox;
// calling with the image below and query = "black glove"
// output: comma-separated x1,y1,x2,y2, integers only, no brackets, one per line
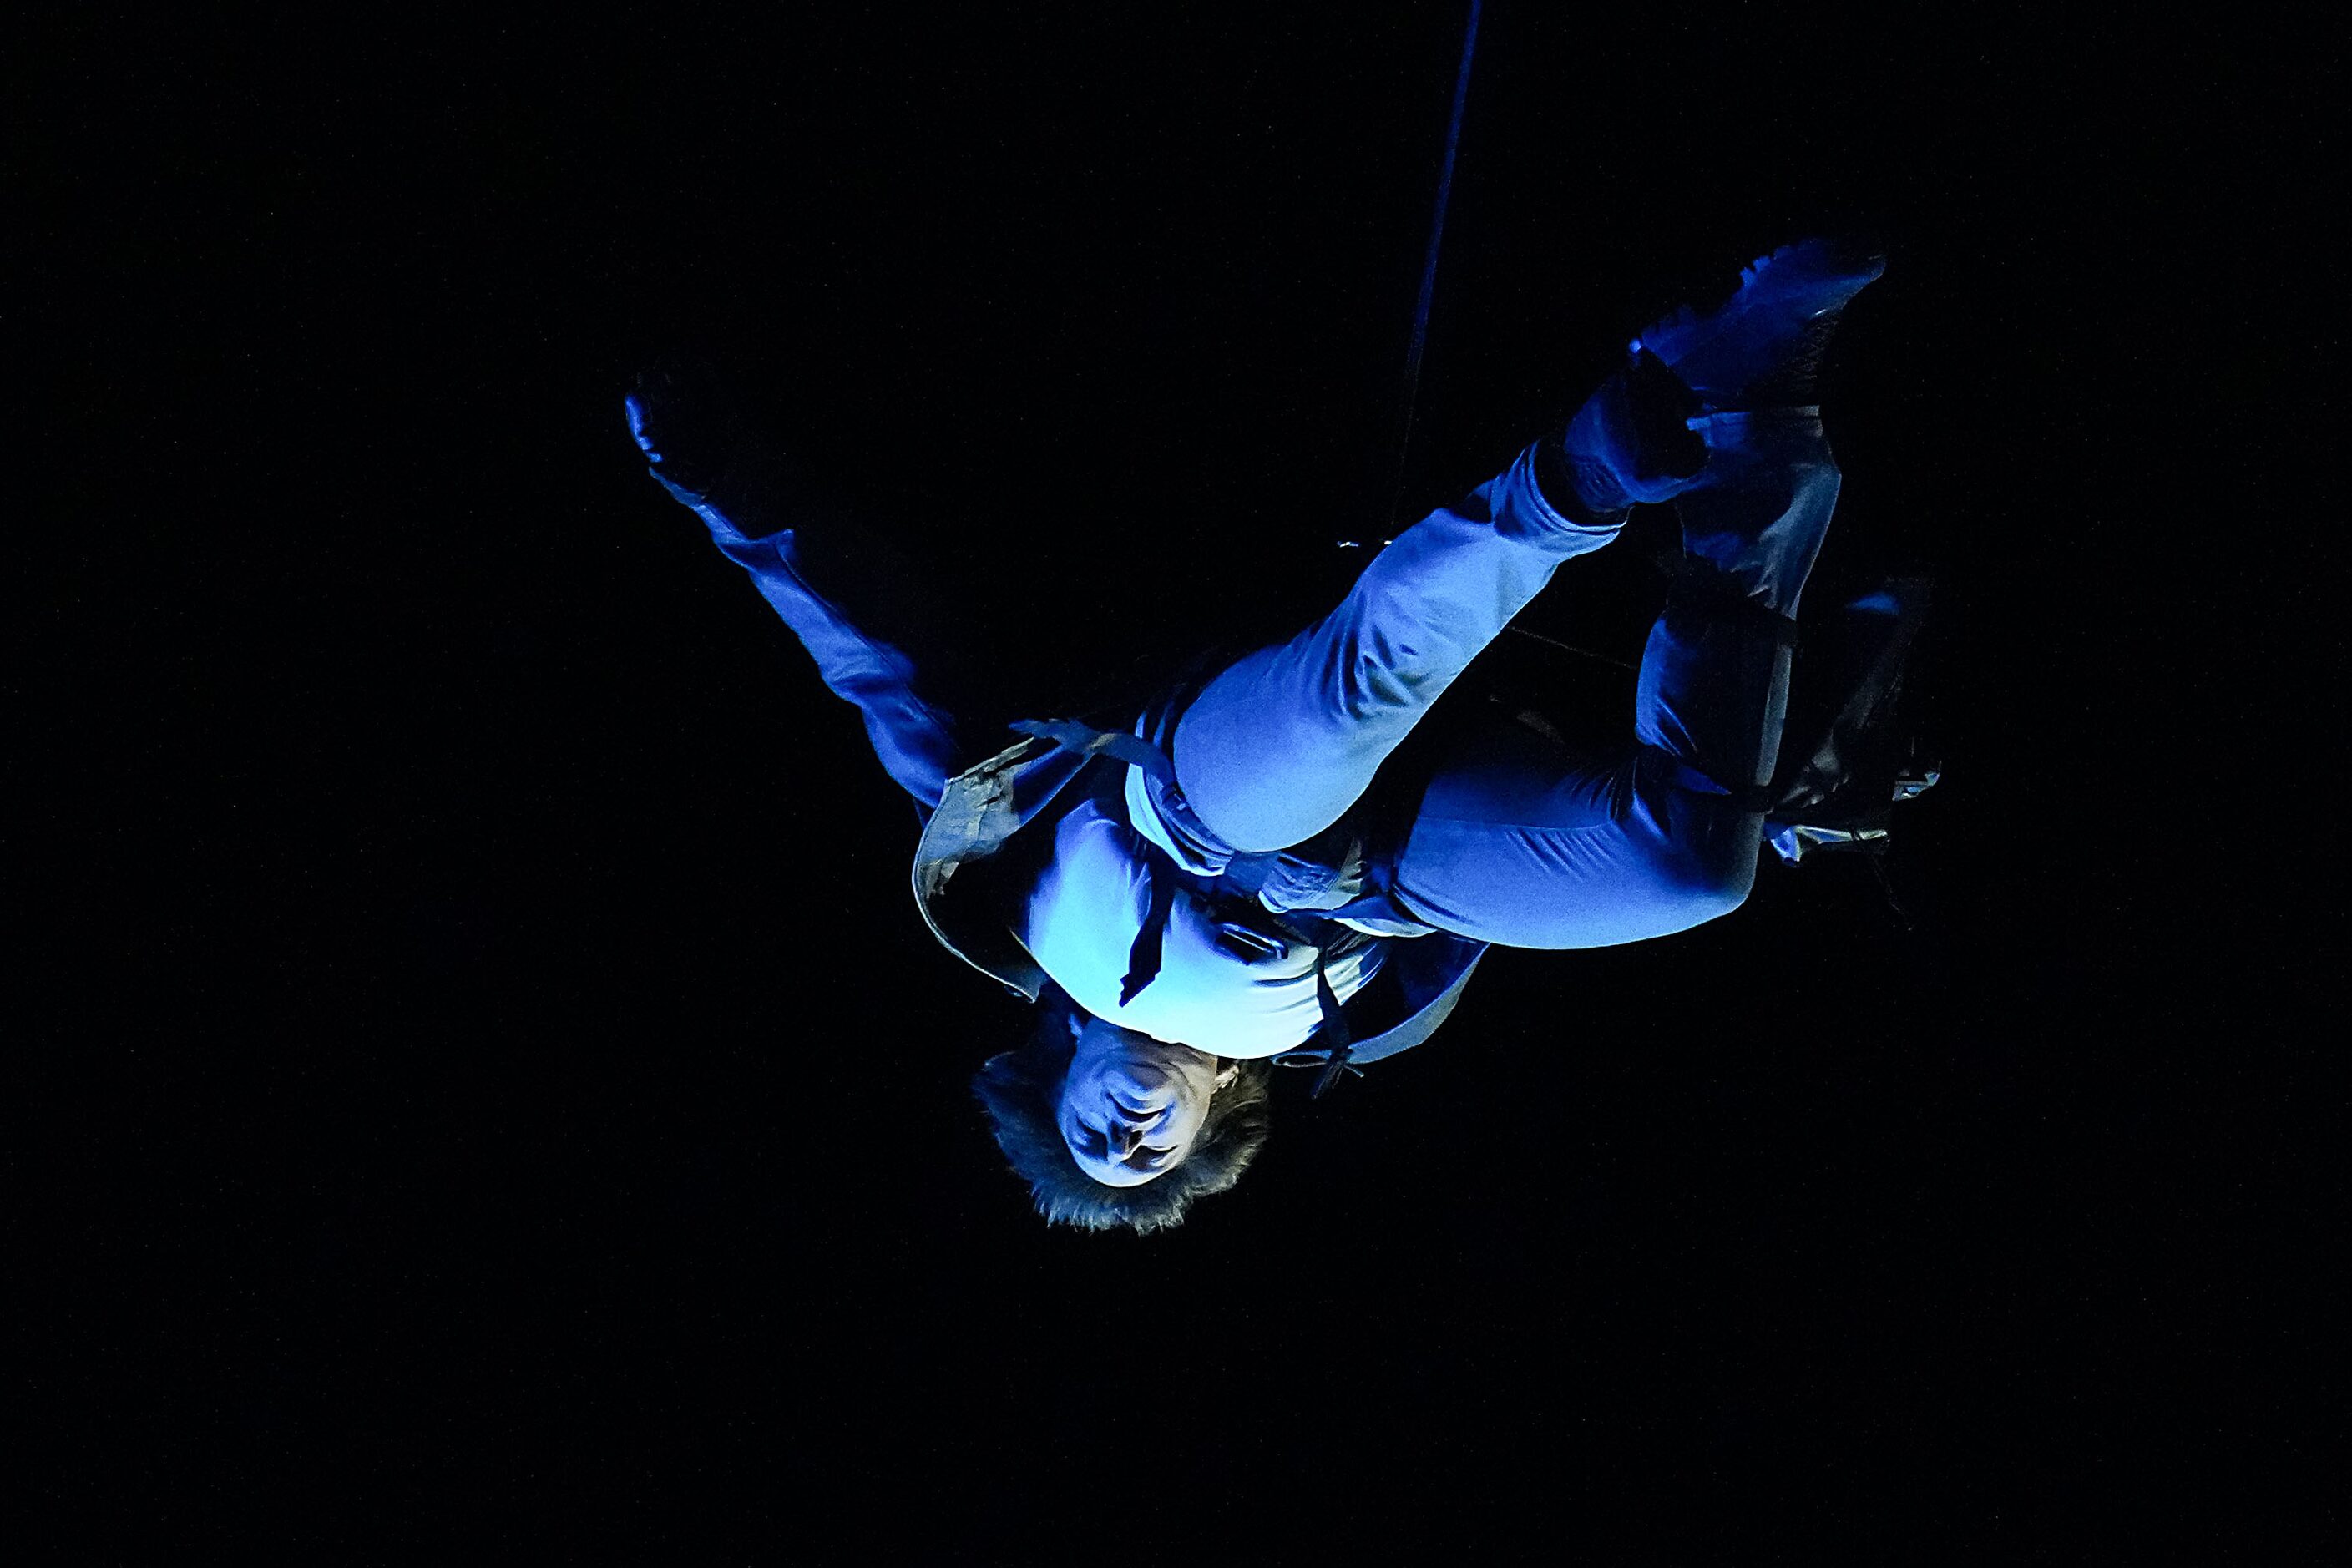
623,360,750,504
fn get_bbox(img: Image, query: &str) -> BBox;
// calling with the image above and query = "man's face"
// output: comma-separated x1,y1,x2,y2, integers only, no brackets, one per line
1056,1017,1226,1187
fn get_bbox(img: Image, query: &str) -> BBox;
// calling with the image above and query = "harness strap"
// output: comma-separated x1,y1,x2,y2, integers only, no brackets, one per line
1306,959,1356,1099
1007,717,1178,784
1253,908,1357,1098
1106,851,1360,1099
1017,713,1372,1096
1642,566,1796,813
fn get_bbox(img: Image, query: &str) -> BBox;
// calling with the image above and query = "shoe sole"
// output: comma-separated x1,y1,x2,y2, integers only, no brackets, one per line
1628,235,1889,390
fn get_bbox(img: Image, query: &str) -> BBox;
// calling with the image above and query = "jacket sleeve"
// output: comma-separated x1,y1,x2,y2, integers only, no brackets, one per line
660,448,978,811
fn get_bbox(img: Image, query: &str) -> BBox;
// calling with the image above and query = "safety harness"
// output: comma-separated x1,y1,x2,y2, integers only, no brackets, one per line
1006,716,1375,1098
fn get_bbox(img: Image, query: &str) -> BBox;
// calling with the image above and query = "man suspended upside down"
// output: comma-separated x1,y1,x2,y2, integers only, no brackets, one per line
625,235,1893,1233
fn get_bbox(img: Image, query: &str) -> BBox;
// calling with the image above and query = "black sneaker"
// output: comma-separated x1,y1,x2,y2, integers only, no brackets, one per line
1630,235,1889,412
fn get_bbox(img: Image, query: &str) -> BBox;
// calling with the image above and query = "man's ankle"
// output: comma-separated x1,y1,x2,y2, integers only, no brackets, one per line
1555,350,1708,514
1532,432,1633,529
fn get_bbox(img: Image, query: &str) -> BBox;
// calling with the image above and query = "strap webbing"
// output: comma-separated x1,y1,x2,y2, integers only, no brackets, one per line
1007,717,1177,783
1307,959,1356,1099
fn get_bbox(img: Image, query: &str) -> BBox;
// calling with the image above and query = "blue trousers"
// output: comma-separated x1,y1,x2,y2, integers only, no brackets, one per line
1171,408,1839,948
696,407,1839,951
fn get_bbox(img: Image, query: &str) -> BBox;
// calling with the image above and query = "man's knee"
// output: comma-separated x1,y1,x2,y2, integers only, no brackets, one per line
1653,831,1758,931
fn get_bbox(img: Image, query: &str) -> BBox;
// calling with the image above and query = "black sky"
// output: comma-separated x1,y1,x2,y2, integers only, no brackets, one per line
17,2,2334,1556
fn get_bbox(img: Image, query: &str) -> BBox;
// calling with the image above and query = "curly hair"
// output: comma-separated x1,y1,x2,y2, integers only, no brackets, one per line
971,984,1274,1235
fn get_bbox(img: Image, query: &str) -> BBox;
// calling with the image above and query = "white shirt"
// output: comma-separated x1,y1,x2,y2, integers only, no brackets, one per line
1014,795,1389,1059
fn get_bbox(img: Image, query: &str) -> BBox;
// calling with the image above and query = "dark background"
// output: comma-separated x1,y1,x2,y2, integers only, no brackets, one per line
18,2,2334,1556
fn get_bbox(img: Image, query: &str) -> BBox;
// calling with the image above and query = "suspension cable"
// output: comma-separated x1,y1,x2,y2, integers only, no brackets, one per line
1378,0,1485,538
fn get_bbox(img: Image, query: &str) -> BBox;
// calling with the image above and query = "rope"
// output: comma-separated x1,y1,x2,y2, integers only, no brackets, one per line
1349,4,1629,676
1380,0,1485,538
1503,624,1636,673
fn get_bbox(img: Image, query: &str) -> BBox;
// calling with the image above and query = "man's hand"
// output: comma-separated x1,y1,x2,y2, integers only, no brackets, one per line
623,361,748,503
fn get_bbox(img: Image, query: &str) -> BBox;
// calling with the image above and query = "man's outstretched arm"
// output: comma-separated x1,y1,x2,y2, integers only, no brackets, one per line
625,369,974,814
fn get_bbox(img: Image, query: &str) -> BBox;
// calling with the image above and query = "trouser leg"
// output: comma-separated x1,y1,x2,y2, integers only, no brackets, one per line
1388,410,1843,947
1167,438,1626,854
1639,408,1842,795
